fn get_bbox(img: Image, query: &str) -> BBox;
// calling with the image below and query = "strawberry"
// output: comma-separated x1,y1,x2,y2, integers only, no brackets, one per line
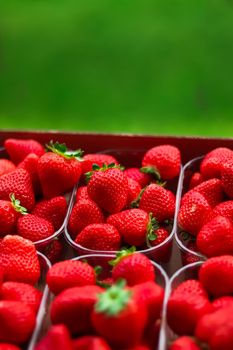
196,215,233,257
35,324,73,350
181,241,201,265
0,168,35,211
0,235,40,285
0,159,16,177
38,142,82,198
87,164,128,214
141,145,181,180
107,209,158,247
124,167,152,188
18,153,41,195
111,249,155,286
0,344,21,350
46,260,96,295
178,192,212,236
127,177,141,206
213,200,233,224
72,336,111,350
169,336,201,350
199,255,233,297
125,346,150,350
17,214,54,242
4,138,44,164
200,147,233,179
76,186,90,201
81,153,119,174
92,280,147,348
75,223,121,251
32,196,67,230
221,159,233,198
0,281,42,312
50,285,103,334
167,280,212,335
41,239,63,264
0,194,27,236
189,172,204,189
68,199,104,239
212,296,233,310
0,300,36,344
139,184,175,222
149,227,169,247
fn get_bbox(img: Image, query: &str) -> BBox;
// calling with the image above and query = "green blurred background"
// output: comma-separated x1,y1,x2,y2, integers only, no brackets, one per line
0,0,233,136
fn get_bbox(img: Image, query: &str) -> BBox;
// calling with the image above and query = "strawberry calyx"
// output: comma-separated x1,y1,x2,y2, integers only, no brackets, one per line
46,141,83,160
140,166,161,180
95,279,132,316
130,187,146,208
85,162,124,182
108,246,136,267
146,213,160,247
10,193,27,215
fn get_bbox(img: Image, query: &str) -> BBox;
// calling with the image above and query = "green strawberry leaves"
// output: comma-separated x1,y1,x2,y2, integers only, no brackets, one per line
85,162,124,183
146,213,159,248
10,193,28,215
108,246,136,267
46,141,84,160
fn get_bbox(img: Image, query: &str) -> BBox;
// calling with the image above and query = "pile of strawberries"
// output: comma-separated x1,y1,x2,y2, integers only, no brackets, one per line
36,250,165,350
178,147,233,259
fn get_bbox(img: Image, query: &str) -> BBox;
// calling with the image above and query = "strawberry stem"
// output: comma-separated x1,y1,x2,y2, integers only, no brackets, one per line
130,187,146,208
146,213,159,247
85,162,124,182
10,193,27,215
108,246,136,267
45,141,83,160
140,166,161,180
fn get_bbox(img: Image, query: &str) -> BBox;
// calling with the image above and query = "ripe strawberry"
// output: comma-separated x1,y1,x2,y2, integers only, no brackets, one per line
46,260,96,295
0,194,27,236
0,300,36,344
124,167,152,188
125,346,150,350
111,249,155,286
75,223,121,251
178,192,212,236
92,280,147,348
149,227,169,247
181,241,201,266
50,285,103,334
213,200,233,225
0,168,35,211
189,172,204,189
199,255,233,297
167,280,212,335
139,184,175,222
0,281,42,312
41,239,63,264
18,153,41,195
4,138,45,164
221,160,233,198
38,142,82,198
212,296,233,310
196,215,233,257
127,177,141,206
0,344,21,350
68,199,104,239
35,324,73,350
141,145,181,180
0,235,40,285
0,159,16,177
32,196,67,230
81,153,119,174
169,336,201,350
200,147,233,179
76,186,90,201
72,336,111,350
17,214,54,242
87,164,128,213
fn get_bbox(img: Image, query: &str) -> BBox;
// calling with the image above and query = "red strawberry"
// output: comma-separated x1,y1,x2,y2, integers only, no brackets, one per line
189,172,204,189
75,223,121,251
0,300,36,344
127,177,141,206
42,239,63,264
87,165,128,214
125,346,150,350
0,168,35,211
81,153,119,174
68,199,104,239
4,138,44,164
0,281,42,312
32,196,67,230
149,227,169,247
213,200,233,225
124,167,152,188
139,184,175,222
111,249,155,286
50,285,103,334
200,147,233,179
38,142,82,198
35,324,73,350
212,296,233,310
167,280,212,335
178,192,212,236
169,336,201,350
221,160,233,198
199,255,233,297
0,159,16,177
17,214,54,242
0,265,3,288
0,344,21,350
46,260,96,295
196,215,233,257
18,153,41,195
0,235,40,285
76,186,90,201
0,194,27,236
92,280,147,348
107,209,157,247
72,336,111,350
181,241,201,266
141,145,181,180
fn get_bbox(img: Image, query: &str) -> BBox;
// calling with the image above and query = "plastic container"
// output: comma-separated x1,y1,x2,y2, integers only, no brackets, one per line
65,148,181,263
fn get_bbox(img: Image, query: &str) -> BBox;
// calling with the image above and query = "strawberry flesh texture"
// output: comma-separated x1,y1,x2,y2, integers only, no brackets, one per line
169,336,201,350
35,324,73,350
124,167,152,188
4,138,44,165
200,147,233,179
127,177,141,207
149,227,169,247
221,160,233,199
212,296,233,311
81,154,119,174
0,159,16,177
18,153,41,195
76,186,90,201
189,172,204,189
213,200,233,225
0,200,21,236
17,214,54,242
72,336,111,350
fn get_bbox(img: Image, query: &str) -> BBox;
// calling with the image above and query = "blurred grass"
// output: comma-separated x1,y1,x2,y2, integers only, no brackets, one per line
0,0,233,136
